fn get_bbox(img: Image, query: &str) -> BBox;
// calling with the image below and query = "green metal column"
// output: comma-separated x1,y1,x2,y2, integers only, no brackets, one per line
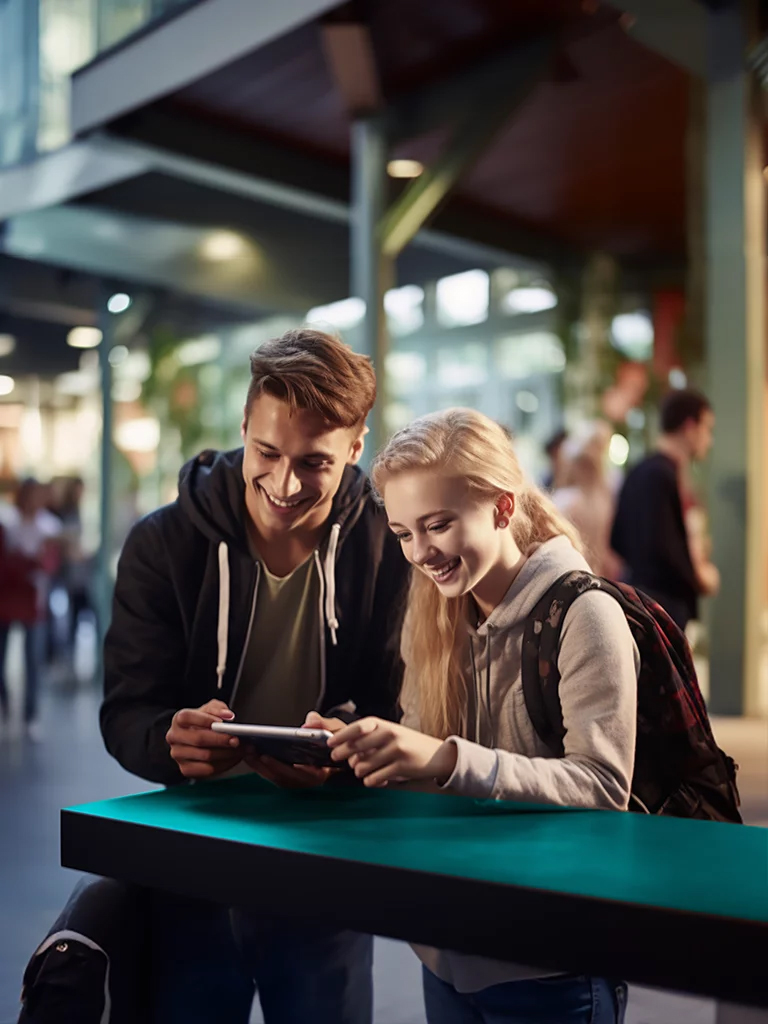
350,116,390,457
96,298,115,657
705,5,766,715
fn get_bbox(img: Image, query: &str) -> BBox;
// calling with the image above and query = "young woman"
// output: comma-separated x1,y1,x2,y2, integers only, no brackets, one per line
307,408,638,1024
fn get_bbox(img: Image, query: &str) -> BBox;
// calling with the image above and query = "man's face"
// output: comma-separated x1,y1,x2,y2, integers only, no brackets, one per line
686,409,715,461
241,393,364,538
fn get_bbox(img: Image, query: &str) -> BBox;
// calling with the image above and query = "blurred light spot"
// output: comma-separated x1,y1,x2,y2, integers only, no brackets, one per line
495,333,566,378
177,336,222,366
112,379,142,403
387,159,424,179
0,375,15,396
108,345,129,366
436,270,489,328
385,286,424,336
0,334,16,357
117,351,151,383
609,433,630,466
115,417,160,453
611,312,653,361
516,390,539,414
200,231,248,261
67,327,103,349
626,407,646,430
503,287,557,315
669,368,687,389
55,372,96,397
385,352,427,394
306,297,366,331
107,293,132,314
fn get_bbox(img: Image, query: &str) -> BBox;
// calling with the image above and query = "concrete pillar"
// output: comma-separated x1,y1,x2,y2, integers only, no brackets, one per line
350,116,391,456
705,4,767,715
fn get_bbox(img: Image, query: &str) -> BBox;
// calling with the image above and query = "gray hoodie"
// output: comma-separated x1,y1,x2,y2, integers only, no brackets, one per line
403,535,639,992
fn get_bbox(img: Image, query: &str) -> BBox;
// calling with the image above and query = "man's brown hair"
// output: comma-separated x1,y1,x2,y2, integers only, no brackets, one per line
246,328,376,430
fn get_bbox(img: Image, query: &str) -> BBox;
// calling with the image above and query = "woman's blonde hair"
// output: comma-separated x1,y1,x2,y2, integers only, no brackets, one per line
372,408,583,739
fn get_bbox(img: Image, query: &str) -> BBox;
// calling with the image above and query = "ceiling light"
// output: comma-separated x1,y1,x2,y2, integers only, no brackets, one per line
0,334,16,357
67,326,103,349
200,231,248,261
107,292,132,314
387,159,424,179
0,375,15,396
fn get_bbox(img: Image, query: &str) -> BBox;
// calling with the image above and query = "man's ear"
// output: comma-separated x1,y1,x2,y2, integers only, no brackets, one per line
240,409,248,443
347,426,368,466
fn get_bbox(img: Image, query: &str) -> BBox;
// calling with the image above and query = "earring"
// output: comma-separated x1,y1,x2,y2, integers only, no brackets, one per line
498,516,509,529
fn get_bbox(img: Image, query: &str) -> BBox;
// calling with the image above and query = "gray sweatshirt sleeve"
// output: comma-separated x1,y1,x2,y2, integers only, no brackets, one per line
440,590,639,811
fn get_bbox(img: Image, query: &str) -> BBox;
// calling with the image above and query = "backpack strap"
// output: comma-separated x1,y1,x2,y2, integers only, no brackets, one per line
521,570,604,754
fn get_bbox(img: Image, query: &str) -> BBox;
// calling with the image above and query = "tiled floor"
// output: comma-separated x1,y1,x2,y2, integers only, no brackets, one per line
0,624,765,1024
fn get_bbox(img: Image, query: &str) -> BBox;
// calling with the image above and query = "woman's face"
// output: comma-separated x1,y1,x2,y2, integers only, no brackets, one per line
383,469,507,600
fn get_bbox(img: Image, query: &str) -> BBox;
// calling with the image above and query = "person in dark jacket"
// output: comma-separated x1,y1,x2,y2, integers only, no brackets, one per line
610,388,718,630
99,328,410,1024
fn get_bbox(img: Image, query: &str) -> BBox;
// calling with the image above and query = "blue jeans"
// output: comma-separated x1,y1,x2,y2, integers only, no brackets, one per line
0,621,42,722
149,892,254,1024
423,967,628,1024
231,908,373,1024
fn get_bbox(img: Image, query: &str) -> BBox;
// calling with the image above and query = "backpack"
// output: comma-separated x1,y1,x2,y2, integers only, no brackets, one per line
521,570,742,823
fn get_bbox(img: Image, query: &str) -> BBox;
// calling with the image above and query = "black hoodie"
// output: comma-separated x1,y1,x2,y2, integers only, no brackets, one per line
101,448,410,785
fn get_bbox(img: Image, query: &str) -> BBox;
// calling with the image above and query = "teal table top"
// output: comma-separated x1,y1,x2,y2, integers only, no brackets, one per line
65,775,768,925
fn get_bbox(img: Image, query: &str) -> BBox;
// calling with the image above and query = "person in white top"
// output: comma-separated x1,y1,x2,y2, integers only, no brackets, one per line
308,409,637,1024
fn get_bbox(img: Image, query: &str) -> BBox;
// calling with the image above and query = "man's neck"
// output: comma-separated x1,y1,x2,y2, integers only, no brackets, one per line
656,434,690,470
244,507,328,578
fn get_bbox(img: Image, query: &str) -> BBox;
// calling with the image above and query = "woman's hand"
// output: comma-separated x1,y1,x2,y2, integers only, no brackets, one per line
327,717,458,788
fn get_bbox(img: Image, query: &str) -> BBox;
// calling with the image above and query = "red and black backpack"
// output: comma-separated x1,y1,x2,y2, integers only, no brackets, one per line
521,570,742,823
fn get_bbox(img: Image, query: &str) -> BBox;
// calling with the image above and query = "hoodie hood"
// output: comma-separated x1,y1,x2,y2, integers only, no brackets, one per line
469,536,591,639
463,536,591,747
176,447,371,555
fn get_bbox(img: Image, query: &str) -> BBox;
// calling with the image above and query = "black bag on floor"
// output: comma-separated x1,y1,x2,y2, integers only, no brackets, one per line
522,570,742,823
18,876,150,1024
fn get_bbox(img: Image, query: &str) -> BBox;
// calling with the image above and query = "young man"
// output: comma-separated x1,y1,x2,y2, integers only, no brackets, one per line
610,388,719,630
100,328,409,1023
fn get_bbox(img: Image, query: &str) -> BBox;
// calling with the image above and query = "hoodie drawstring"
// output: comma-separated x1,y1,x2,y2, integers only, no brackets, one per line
468,628,494,746
216,541,230,689
324,523,341,646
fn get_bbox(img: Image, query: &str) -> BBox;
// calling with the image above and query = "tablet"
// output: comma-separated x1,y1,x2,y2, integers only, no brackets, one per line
211,722,337,768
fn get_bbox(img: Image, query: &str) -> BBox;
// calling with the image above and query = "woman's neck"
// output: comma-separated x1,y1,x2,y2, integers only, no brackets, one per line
471,546,528,623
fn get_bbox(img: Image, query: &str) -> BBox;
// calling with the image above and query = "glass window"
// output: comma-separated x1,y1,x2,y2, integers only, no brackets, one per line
435,270,489,328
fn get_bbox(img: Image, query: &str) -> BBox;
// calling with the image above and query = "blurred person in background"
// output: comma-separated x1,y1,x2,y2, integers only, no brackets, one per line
0,478,61,737
540,427,568,491
552,422,621,579
611,389,719,630
57,476,93,655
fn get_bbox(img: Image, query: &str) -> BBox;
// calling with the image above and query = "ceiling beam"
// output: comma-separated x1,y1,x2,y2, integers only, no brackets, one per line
379,35,558,258
321,21,383,115
606,0,708,76
71,0,341,136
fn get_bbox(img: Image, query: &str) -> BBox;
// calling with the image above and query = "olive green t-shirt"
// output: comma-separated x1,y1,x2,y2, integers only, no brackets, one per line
232,554,322,727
